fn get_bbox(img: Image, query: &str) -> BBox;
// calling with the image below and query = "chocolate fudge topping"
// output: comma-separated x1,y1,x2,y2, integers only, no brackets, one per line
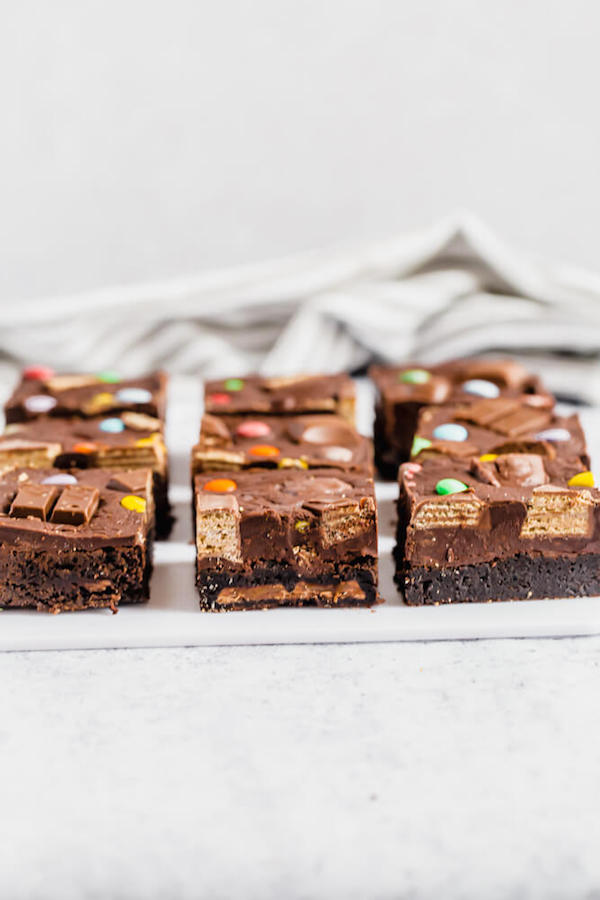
192,413,373,475
0,413,166,473
204,374,356,423
195,468,377,565
5,371,167,423
370,358,553,476
0,467,153,550
397,454,599,570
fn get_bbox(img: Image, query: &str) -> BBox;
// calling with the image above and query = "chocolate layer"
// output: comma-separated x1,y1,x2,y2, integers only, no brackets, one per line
370,358,553,477
0,414,172,537
411,404,589,468
397,454,599,571
192,413,372,475
5,371,167,424
204,374,356,423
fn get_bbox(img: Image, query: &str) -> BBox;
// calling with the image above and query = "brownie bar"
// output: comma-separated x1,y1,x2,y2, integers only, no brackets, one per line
191,413,373,476
0,467,154,612
5,369,167,424
194,468,379,610
204,373,356,424
396,452,598,605
0,413,173,538
369,358,552,478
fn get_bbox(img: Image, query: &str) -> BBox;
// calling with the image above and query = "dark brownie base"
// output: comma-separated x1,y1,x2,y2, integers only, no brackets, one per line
395,552,600,605
196,559,379,611
0,543,153,613
373,400,421,480
153,472,174,540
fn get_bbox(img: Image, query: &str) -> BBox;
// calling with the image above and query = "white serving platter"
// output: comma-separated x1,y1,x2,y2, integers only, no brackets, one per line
1,377,599,651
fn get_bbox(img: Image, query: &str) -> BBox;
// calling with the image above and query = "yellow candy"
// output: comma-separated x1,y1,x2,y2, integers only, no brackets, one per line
568,471,594,488
93,392,114,405
278,457,309,469
479,453,498,462
120,495,147,514
135,435,159,448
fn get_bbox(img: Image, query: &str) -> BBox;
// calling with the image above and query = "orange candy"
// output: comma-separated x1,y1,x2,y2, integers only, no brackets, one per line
203,478,237,493
249,444,280,458
72,442,97,454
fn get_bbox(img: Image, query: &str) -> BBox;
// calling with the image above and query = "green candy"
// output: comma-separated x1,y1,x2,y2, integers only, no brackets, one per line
411,436,432,458
224,378,244,392
97,370,121,384
435,478,469,496
399,368,431,385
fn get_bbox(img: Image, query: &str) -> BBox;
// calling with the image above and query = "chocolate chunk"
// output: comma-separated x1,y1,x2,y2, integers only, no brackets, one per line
50,485,100,525
10,483,59,521
107,471,150,495
494,453,548,487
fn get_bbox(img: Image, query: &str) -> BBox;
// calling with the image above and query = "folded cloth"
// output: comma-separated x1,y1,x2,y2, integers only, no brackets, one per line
2,211,600,401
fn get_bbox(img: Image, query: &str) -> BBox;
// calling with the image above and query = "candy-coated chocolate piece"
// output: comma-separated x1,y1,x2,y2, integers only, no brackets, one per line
23,365,55,381
97,371,121,384
208,393,231,406
432,423,469,442
294,520,310,533
203,478,237,493
71,442,97,454
224,378,244,392
322,446,353,463
398,369,431,385
236,420,271,439
135,435,159,447
277,457,309,469
461,378,500,399
568,471,594,488
115,388,152,404
42,473,78,486
535,428,570,442
99,417,125,433
249,444,280,458
479,453,498,462
411,436,432,457
435,478,469,495
24,395,57,414
120,495,147,514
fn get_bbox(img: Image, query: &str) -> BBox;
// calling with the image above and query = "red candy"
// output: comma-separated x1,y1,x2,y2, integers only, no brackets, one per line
236,420,271,439
23,365,55,381
208,393,231,406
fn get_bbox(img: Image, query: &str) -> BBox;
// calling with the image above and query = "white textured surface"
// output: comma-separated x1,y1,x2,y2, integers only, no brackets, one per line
0,638,599,899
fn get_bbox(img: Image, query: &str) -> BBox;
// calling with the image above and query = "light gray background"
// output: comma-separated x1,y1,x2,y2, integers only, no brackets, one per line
2,0,599,302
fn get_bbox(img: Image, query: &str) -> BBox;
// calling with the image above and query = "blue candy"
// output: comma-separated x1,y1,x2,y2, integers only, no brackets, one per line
100,417,126,433
461,379,500,399
115,388,152,404
433,423,469,442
